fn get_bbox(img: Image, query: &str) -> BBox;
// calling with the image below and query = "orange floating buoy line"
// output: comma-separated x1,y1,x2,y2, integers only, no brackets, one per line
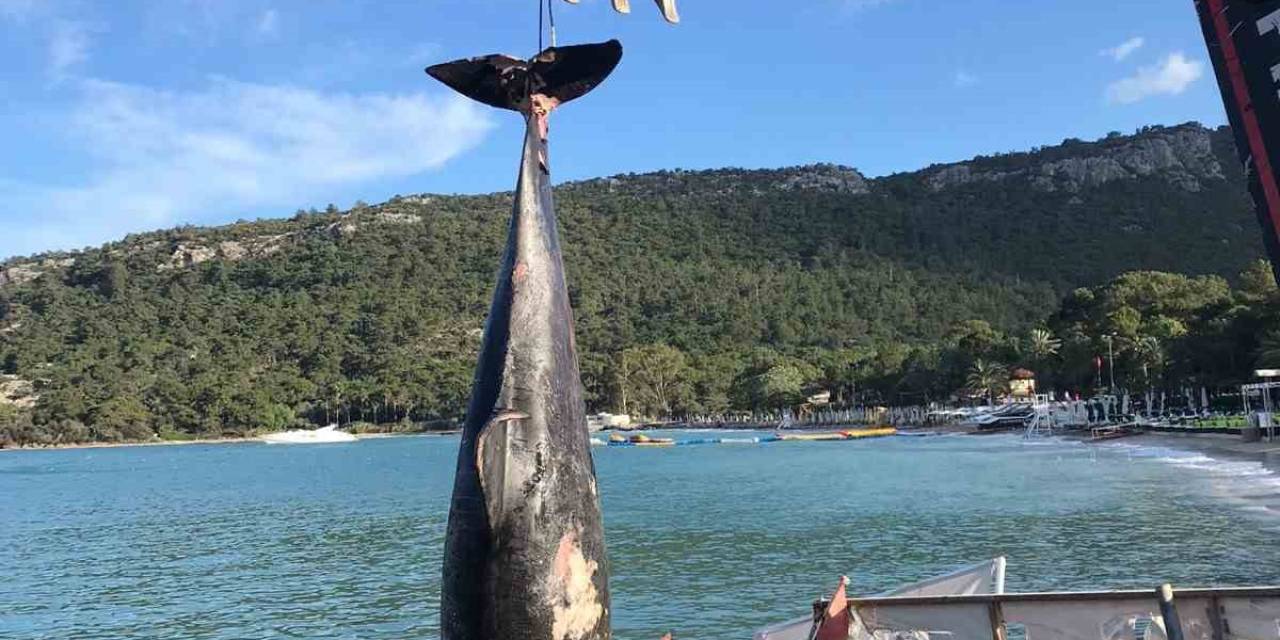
592,427,900,447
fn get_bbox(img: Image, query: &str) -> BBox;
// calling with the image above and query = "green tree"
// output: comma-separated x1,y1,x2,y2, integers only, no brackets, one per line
1022,327,1061,387
616,344,692,418
92,396,153,442
749,364,809,410
1238,259,1278,304
966,359,1008,404
1025,328,1061,361
259,403,296,432
1259,330,1280,368
1131,335,1164,389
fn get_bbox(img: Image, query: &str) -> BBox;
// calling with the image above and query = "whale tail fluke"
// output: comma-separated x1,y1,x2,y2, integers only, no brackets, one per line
426,40,622,112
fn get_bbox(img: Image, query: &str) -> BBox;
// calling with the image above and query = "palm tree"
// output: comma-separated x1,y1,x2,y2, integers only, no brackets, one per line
1023,328,1061,387
1131,335,1163,389
1026,328,1061,360
966,359,1009,404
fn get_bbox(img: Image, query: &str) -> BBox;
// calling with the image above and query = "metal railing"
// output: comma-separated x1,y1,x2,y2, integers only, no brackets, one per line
845,586,1280,640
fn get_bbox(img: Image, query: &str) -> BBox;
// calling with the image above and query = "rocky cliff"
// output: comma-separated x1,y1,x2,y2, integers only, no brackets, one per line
924,124,1227,193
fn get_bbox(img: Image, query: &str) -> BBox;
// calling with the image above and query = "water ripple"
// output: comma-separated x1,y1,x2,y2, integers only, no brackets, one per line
1,433,1277,639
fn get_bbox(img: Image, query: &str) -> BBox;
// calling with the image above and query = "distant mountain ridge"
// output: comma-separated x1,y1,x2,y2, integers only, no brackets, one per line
1,122,1251,280
0,121,1266,442
921,124,1223,193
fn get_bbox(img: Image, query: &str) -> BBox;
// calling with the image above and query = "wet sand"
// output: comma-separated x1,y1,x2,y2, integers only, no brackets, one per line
1109,431,1280,518
1135,432,1280,469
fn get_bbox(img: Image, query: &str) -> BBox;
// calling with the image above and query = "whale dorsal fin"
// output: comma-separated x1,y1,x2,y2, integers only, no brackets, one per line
426,40,622,112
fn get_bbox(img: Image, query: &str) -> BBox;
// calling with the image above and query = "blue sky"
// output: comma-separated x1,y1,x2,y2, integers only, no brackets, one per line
0,0,1231,259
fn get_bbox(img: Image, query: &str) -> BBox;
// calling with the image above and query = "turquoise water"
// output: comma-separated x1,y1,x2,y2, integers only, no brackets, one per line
3,432,1279,639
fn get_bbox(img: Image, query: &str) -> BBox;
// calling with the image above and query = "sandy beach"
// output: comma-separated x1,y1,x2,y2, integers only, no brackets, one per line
1095,431,1280,519
0,436,259,452
1136,432,1280,469
0,430,455,452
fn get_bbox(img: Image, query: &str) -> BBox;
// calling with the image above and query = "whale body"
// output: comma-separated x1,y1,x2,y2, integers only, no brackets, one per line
427,40,623,640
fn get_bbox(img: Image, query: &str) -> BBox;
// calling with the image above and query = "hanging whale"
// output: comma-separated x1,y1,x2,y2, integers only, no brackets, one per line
426,40,622,640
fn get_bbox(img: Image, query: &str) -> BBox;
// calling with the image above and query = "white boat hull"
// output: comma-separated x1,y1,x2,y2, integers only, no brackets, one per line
755,558,1280,640
259,425,356,444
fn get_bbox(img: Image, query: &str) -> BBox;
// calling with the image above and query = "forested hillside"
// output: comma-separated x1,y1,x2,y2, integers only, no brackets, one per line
1,122,1275,445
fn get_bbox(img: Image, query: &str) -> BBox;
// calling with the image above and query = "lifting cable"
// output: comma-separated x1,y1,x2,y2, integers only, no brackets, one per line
537,0,558,51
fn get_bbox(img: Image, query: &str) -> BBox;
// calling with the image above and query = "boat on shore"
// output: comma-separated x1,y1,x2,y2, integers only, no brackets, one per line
1086,423,1144,442
258,424,357,444
755,557,1280,640
961,403,1037,431
587,412,632,432
755,558,1006,640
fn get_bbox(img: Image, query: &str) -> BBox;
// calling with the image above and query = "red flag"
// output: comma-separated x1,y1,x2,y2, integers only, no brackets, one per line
814,576,850,640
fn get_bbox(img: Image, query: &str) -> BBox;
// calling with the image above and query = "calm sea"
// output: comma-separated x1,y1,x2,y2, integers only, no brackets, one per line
3,432,1278,639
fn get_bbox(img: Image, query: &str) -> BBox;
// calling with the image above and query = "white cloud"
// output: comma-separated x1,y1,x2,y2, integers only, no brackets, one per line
2,78,493,258
48,20,90,75
1100,36,1144,62
255,8,277,36
0,0,40,21
953,70,977,88
838,0,897,13
1105,52,1204,104
0,2,91,77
